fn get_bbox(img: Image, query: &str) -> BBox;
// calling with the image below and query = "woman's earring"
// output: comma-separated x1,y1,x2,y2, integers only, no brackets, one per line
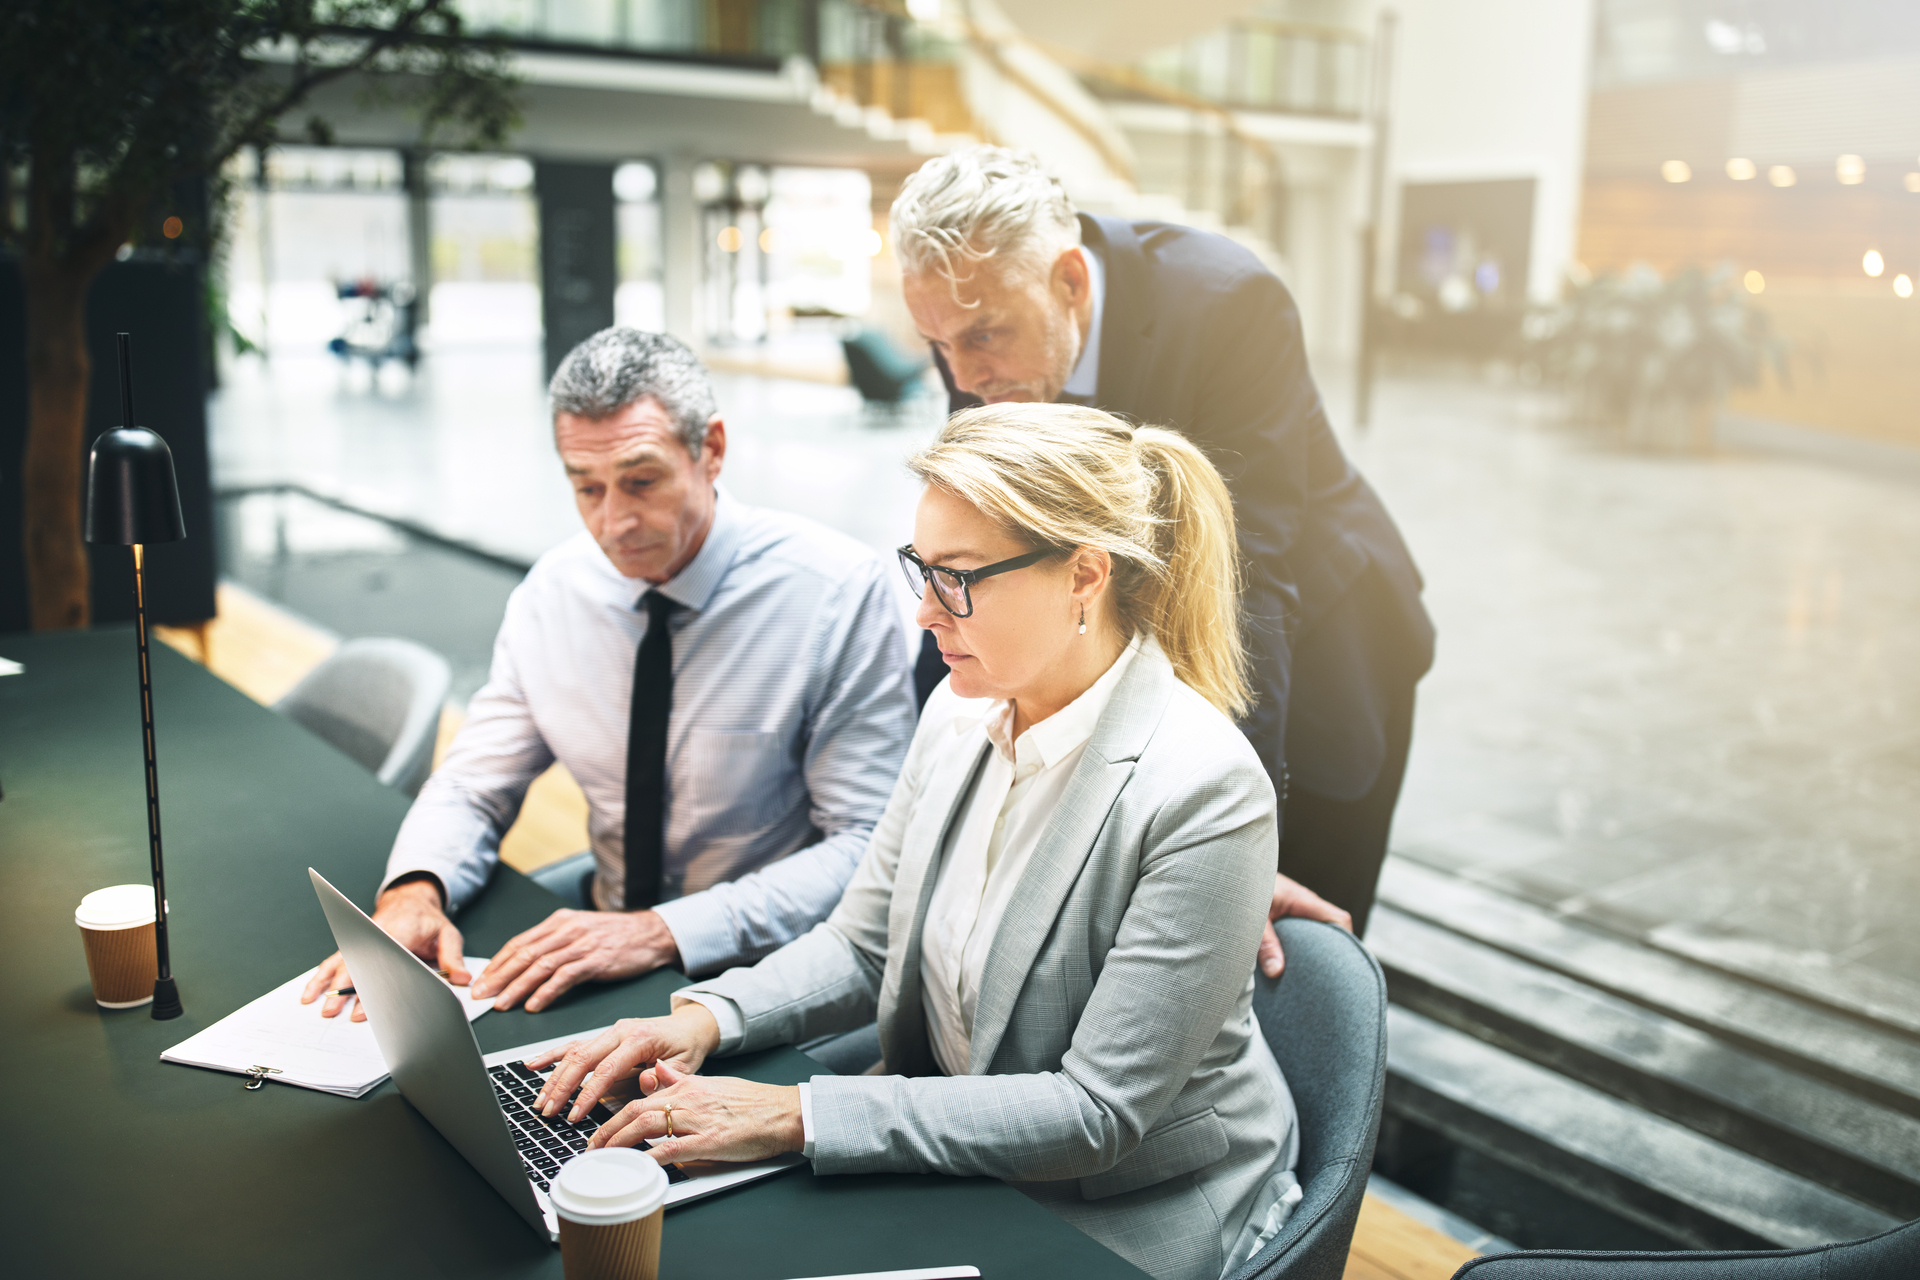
1078,607,1087,636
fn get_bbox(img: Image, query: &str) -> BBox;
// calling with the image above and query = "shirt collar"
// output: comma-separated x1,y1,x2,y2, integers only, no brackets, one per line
1060,243,1105,399
631,485,743,614
980,632,1144,769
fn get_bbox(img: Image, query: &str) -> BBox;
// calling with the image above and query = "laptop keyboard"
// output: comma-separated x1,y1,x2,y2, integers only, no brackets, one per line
489,1061,689,1193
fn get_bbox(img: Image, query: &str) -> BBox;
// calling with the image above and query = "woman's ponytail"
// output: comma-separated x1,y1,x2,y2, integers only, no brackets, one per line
1131,427,1251,718
910,403,1252,719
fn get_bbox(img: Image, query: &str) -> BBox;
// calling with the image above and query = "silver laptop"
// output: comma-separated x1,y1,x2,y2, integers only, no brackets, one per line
310,868,801,1241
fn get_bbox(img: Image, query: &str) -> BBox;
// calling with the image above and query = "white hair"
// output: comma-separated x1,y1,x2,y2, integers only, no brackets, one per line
890,146,1081,284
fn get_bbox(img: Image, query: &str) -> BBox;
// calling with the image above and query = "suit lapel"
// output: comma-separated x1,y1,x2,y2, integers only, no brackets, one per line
1081,213,1152,416
965,649,1176,1073
878,729,991,1076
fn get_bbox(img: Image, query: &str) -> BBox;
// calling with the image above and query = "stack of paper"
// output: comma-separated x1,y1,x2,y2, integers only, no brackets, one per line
161,959,494,1098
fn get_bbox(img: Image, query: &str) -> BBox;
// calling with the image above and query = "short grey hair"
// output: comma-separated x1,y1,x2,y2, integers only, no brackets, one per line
548,327,717,456
890,146,1080,283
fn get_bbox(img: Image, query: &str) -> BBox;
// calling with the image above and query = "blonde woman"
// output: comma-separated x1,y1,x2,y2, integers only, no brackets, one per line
528,404,1300,1280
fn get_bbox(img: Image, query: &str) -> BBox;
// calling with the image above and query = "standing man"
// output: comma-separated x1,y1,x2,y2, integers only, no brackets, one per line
304,328,916,1034
891,147,1433,937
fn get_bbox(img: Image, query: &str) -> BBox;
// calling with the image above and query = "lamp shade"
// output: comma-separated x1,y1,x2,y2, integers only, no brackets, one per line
85,427,186,546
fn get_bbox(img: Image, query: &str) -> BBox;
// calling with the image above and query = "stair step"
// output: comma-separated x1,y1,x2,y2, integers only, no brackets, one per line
1385,1006,1899,1250
1372,905,1920,1218
1377,858,1920,1115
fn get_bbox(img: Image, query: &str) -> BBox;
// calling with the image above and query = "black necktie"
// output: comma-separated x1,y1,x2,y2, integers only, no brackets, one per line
624,591,680,910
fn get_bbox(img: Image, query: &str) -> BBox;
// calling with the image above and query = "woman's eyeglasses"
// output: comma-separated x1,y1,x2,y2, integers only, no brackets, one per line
897,544,1056,618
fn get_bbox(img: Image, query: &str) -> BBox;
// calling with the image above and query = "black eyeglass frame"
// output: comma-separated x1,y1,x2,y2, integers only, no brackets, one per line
897,543,1059,618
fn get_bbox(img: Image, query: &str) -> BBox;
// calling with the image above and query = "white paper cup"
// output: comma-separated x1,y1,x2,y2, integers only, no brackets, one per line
549,1148,669,1280
75,884,159,1009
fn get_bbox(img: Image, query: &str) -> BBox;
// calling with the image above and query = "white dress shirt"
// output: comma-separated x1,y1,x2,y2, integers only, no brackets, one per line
1061,241,1106,399
919,633,1141,1076
382,487,916,975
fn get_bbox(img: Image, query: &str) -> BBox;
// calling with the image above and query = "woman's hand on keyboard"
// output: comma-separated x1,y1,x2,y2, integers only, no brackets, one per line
525,1001,721,1122
588,1059,804,1165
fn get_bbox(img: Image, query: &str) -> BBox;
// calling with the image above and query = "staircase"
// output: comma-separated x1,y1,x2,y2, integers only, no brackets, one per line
818,0,1292,272
1371,856,1918,1249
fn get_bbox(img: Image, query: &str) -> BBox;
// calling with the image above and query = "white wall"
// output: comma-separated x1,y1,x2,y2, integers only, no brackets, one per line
1363,0,1596,304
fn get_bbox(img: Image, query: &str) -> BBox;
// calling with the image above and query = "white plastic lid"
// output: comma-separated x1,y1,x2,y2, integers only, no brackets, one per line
75,884,157,930
547,1148,669,1225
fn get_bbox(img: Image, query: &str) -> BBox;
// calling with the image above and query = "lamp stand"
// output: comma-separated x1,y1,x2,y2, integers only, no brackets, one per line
131,543,183,1020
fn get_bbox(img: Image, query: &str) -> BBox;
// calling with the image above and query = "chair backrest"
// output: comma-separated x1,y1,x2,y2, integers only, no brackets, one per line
1231,918,1389,1280
273,637,451,799
842,329,929,401
1449,1217,1920,1280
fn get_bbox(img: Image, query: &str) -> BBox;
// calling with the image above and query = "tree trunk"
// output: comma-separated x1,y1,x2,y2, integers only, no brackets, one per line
21,256,95,630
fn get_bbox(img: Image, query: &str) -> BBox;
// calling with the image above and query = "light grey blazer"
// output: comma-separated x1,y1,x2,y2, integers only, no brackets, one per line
681,643,1299,1280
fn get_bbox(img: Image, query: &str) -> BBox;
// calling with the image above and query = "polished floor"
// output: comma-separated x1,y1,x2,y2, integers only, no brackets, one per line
1345,374,1920,1033
207,344,1920,1032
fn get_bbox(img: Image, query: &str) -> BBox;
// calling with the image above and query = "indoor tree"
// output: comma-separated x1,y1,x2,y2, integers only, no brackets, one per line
0,1,519,629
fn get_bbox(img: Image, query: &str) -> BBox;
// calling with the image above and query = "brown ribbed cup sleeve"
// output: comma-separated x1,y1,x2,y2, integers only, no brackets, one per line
80,922,158,1006
558,1206,663,1280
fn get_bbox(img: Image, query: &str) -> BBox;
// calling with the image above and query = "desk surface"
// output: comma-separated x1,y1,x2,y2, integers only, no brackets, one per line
0,630,1147,1279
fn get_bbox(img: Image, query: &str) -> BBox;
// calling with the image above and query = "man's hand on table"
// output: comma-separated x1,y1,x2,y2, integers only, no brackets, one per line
526,1003,802,1166
1258,872,1354,979
469,907,682,1013
300,876,468,1022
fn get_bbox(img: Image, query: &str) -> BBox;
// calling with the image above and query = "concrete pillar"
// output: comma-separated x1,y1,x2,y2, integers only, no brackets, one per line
402,150,433,328
660,152,700,346
535,160,618,377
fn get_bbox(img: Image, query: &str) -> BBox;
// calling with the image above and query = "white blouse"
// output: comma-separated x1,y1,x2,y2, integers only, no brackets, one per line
920,635,1144,1076
682,635,1149,1148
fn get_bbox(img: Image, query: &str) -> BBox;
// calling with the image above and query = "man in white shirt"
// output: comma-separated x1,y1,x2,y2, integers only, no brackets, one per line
303,328,916,1022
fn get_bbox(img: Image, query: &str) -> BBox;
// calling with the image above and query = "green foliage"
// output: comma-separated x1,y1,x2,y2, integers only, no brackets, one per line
0,0,521,271
1527,264,1791,436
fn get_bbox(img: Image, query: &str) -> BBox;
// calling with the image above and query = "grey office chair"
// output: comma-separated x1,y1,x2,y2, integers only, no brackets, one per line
1229,919,1388,1280
841,328,930,402
274,637,451,798
1449,1218,1920,1279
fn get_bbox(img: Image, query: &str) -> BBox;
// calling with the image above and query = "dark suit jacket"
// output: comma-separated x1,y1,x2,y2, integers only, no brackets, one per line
934,213,1435,805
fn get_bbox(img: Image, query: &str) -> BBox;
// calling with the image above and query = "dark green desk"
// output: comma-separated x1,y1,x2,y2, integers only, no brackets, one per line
0,630,1147,1279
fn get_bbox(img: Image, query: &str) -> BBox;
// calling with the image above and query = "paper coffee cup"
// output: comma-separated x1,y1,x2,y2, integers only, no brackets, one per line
549,1148,669,1280
75,884,159,1009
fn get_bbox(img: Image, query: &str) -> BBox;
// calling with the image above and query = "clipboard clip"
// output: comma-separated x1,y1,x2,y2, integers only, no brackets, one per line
243,1064,284,1091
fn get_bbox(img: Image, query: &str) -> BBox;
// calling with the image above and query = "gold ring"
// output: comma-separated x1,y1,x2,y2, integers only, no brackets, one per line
663,1104,674,1138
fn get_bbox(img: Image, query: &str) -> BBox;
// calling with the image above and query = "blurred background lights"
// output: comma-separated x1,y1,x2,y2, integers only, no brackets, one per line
1896,275,1915,299
1906,174,1920,193
716,225,743,253
1768,165,1797,187
691,162,727,205
1863,249,1885,277
161,216,184,239
759,227,777,253
735,166,770,206
1744,269,1765,294
1661,160,1692,183
1836,155,1866,185
906,0,941,19
1725,158,1757,181
862,228,884,257
612,163,656,203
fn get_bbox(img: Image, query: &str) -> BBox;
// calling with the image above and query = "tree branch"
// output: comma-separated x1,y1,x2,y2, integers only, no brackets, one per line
207,3,448,175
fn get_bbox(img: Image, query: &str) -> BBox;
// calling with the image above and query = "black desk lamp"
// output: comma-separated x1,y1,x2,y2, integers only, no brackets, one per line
84,332,187,1021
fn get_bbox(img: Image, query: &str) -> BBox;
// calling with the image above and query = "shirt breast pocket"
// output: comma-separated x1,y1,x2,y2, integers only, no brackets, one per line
682,730,802,836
